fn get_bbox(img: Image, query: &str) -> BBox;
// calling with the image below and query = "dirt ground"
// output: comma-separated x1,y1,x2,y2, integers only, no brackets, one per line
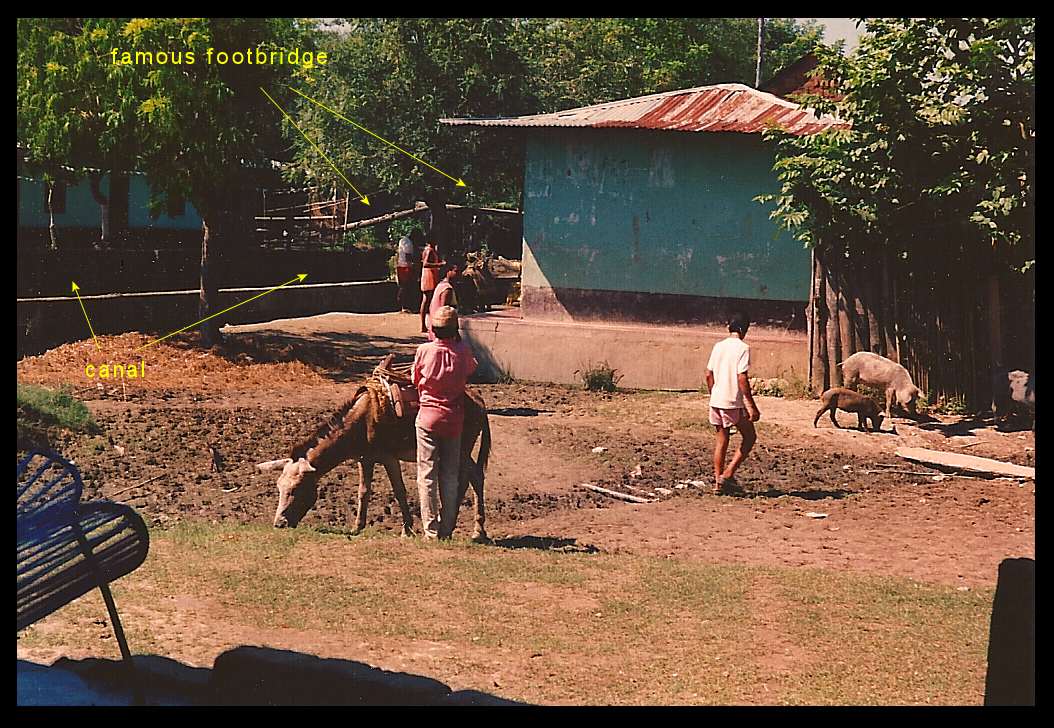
17,312,1035,682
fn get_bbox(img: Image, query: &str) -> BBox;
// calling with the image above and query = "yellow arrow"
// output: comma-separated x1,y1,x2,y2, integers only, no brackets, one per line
71,282,102,352
261,88,370,206
288,86,467,189
135,274,308,351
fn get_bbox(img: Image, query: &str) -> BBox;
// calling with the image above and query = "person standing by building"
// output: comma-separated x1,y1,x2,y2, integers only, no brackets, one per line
419,235,442,334
705,311,761,494
428,262,460,340
413,306,478,539
396,229,419,313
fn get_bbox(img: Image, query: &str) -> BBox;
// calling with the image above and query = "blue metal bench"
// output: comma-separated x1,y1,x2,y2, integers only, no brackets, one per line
17,444,150,687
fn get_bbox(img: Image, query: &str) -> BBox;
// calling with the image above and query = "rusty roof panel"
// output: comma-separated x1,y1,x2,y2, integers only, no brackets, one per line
441,83,846,136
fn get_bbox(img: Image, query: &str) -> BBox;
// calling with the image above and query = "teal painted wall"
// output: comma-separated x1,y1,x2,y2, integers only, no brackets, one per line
18,174,111,228
18,172,201,229
522,128,808,302
127,174,201,229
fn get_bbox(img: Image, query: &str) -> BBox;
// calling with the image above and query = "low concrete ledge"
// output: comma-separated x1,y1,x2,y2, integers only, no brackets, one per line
18,281,397,357
462,310,808,391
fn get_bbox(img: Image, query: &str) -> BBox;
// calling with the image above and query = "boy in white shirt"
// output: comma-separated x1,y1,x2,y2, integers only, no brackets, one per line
705,312,761,494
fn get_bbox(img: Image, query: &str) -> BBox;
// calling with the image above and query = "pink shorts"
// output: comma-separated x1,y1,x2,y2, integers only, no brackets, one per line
710,407,747,428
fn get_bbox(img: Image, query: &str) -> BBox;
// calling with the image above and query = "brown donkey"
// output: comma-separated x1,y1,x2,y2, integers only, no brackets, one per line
259,377,490,541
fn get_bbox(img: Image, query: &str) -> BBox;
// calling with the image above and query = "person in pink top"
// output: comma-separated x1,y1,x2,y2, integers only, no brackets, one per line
412,306,478,539
428,262,460,341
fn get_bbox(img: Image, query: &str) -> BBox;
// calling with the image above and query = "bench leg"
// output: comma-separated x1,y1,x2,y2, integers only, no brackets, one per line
72,522,144,705
98,582,144,704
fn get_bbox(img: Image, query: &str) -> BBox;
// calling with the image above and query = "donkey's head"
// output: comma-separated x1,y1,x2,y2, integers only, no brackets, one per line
258,457,320,528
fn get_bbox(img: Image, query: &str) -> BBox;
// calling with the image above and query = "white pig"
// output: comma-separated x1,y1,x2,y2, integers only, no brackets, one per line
839,351,921,416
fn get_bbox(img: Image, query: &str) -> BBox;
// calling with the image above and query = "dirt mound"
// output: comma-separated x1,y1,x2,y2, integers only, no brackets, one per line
16,331,332,396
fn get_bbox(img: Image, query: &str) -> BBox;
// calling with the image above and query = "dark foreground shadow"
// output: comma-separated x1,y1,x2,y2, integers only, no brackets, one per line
985,557,1035,705
18,646,531,706
495,535,600,553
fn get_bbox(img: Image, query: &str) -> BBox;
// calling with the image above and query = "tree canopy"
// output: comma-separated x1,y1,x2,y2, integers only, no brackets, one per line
762,18,1035,274
18,17,833,219
17,18,314,217
280,18,827,210
759,18,1035,403
280,18,537,210
18,18,316,342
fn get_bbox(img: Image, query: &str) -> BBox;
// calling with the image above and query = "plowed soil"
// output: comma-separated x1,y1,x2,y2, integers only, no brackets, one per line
16,313,1034,591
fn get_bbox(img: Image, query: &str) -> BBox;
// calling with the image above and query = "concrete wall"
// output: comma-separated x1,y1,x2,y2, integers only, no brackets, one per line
462,312,807,391
18,281,397,358
521,128,808,326
17,248,394,299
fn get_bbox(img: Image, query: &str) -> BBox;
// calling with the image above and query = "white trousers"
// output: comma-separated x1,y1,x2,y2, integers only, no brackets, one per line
416,425,462,539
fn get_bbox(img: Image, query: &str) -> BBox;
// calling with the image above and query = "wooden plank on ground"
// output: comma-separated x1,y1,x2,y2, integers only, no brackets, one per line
580,483,654,503
895,447,1035,480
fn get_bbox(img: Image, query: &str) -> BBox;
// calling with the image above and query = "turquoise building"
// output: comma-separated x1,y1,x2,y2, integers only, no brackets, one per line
444,83,845,330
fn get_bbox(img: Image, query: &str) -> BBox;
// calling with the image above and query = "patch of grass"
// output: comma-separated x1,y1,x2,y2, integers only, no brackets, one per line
751,368,812,399
17,525,994,705
770,569,992,704
753,378,786,397
671,416,712,432
856,384,885,401
17,382,98,444
783,368,813,399
492,361,517,385
927,395,969,416
576,361,623,392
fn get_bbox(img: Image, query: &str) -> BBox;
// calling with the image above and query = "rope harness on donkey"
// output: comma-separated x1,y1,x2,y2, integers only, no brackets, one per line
365,354,418,445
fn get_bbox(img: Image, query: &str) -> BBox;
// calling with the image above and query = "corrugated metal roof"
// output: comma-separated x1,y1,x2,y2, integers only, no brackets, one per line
441,83,846,135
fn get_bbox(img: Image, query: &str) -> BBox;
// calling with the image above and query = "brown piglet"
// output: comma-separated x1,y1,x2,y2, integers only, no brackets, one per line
814,388,884,433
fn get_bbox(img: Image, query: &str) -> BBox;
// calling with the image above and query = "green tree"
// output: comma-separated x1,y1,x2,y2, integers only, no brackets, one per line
761,18,1034,401
280,18,824,227
762,18,830,83
18,18,315,344
17,18,140,248
529,18,827,110
765,17,1034,270
280,18,536,231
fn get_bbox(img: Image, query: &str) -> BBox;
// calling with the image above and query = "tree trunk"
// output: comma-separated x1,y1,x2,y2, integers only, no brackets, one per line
987,273,1003,370
423,191,452,261
836,267,854,364
47,183,58,250
88,171,110,249
199,210,221,348
861,249,883,355
824,257,842,387
810,248,825,393
849,259,869,357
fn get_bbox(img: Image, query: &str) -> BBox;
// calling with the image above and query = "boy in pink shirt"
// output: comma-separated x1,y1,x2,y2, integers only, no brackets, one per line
413,306,477,539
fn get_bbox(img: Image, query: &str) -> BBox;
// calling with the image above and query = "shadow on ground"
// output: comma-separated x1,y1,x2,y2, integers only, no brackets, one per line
743,487,854,501
495,535,601,553
18,645,531,706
